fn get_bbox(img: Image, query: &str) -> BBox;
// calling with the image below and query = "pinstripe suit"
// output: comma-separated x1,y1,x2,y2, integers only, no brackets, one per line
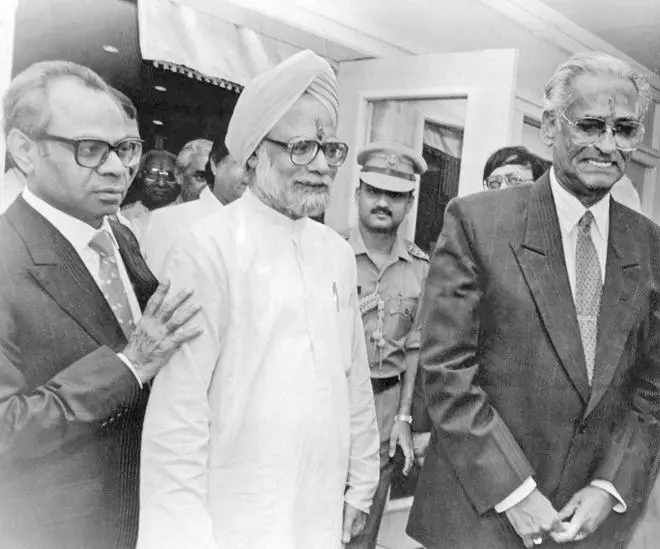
406,174,660,548
0,197,158,548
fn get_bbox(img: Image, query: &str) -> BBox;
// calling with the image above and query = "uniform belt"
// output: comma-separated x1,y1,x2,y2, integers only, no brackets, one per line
371,375,401,395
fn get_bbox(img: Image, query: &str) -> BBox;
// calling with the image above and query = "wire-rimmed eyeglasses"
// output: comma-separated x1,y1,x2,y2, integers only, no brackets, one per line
559,112,645,152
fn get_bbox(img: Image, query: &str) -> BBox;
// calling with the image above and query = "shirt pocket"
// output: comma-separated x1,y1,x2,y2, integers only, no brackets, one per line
336,306,355,377
384,296,418,341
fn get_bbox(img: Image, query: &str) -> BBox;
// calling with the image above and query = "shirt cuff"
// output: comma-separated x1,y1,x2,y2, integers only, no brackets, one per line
494,477,537,513
117,352,143,389
591,480,626,513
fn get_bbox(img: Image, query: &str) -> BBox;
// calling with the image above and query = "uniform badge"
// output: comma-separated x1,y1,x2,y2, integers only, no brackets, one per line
386,155,399,170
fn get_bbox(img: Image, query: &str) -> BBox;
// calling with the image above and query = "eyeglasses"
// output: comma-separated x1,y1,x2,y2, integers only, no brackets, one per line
144,168,176,183
37,133,143,169
560,112,645,151
484,173,533,190
264,137,349,167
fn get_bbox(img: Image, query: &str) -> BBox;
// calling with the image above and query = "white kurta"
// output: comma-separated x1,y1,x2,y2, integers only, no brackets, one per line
139,187,222,277
138,189,380,549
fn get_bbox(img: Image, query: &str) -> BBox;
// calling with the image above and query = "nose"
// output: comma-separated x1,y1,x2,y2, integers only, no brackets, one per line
595,125,617,154
307,147,330,174
96,150,126,177
376,194,390,208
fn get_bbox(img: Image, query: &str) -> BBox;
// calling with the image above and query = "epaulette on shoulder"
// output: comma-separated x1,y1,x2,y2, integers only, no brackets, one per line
407,241,429,261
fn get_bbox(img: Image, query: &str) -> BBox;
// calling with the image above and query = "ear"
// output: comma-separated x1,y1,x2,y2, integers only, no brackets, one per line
404,192,415,214
540,111,557,147
6,128,38,176
247,150,259,170
354,184,361,203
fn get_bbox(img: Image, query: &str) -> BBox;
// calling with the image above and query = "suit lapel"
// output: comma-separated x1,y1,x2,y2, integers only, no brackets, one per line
585,202,642,417
512,175,590,403
7,198,126,348
109,216,158,311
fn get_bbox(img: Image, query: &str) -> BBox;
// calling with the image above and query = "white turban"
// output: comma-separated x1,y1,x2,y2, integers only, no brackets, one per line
225,50,339,167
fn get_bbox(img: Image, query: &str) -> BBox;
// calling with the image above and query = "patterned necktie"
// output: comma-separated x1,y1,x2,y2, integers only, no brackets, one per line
88,230,136,339
575,211,602,384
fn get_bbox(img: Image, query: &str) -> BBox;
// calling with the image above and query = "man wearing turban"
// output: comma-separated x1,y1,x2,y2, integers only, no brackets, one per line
138,50,380,549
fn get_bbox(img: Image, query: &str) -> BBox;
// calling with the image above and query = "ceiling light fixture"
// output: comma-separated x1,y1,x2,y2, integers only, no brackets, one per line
154,85,167,92
152,120,164,126
102,45,120,54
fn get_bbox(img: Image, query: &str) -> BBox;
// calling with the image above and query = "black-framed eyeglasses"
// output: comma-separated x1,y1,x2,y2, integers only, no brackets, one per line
560,112,645,151
37,133,143,169
264,136,349,167
484,173,533,190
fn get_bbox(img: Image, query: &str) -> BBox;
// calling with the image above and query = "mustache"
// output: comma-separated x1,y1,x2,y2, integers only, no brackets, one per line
371,207,392,217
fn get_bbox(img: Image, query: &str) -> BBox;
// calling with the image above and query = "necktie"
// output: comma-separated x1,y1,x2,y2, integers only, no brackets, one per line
575,211,602,384
89,230,136,339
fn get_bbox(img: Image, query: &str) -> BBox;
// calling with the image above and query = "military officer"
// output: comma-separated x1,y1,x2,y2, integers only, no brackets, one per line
345,142,429,549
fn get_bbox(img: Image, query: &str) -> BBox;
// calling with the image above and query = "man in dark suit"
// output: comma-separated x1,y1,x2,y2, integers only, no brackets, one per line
407,51,660,549
0,60,201,549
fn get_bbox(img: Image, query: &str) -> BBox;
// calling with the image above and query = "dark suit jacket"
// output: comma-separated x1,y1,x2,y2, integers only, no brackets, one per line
0,198,158,549
407,174,660,549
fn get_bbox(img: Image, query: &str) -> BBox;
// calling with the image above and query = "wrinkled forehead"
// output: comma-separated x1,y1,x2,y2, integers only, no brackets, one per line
568,73,640,117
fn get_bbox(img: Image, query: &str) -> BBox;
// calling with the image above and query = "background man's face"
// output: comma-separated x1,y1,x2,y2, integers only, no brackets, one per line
255,94,338,219
179,153,208,202
542,72,638,201
356,182,413,234
141,154,179,208
484,163,534,190
28,77,133,227
213,155,248,204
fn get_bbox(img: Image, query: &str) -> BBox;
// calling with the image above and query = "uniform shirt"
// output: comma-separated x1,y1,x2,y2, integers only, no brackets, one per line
138,189,380,549
347,225,429,380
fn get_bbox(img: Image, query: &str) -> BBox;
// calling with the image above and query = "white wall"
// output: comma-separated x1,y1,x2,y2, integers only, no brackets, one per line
0,0,19,178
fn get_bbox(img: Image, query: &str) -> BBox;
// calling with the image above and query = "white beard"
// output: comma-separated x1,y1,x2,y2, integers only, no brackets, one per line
252,147,331,219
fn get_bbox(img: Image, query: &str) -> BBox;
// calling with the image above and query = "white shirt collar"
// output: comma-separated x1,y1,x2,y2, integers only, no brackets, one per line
22,188,117,253
199,185,219,205
242,187,308,234
549,167,610,241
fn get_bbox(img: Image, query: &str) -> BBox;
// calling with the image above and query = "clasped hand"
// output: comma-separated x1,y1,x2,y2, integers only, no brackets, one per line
506,486,614,546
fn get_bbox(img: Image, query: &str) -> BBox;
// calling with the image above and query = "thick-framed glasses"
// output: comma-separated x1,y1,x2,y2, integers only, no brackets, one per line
484,173,533,190
560,112,645,151
264,137,349,167
37,133,143,169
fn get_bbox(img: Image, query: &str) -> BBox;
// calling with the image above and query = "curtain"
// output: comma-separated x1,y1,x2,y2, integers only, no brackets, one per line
138,0,327,85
